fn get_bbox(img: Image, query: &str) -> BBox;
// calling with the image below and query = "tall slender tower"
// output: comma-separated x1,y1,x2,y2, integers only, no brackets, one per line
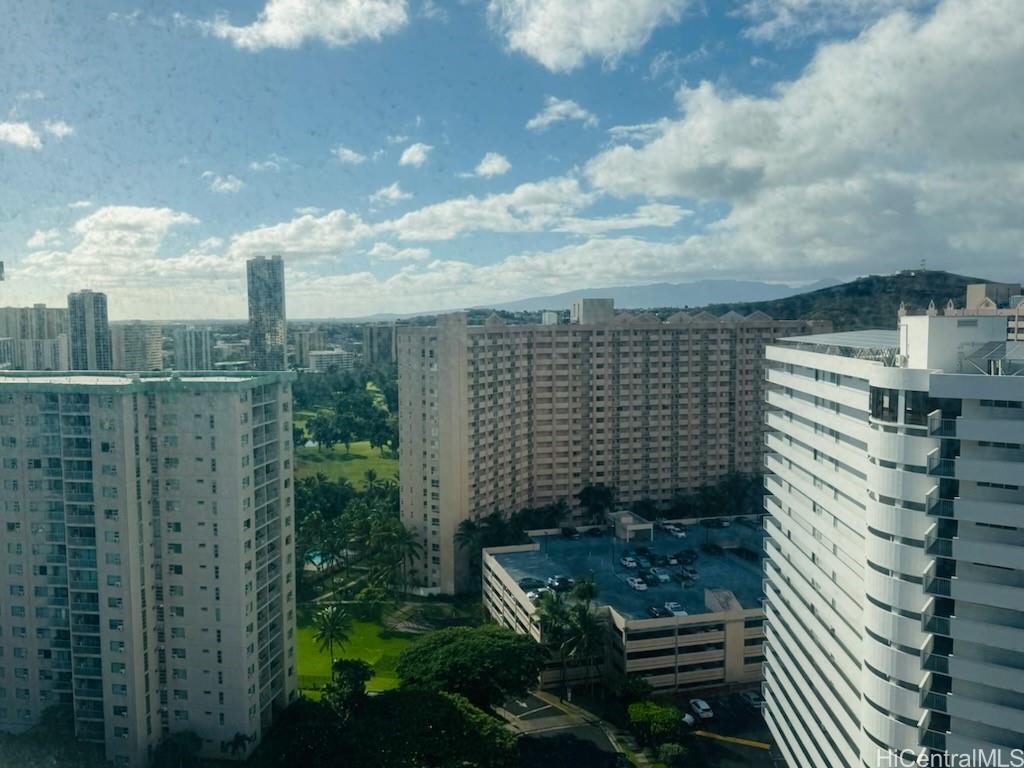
67,290,112,371
246,256,287,371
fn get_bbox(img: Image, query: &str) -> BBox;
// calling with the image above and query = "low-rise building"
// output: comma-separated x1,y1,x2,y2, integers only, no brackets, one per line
483,519,765,693
309,349,355,372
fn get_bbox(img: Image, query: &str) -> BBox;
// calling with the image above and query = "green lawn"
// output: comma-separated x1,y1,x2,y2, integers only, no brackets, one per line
295,442,398,488
296,616,416,692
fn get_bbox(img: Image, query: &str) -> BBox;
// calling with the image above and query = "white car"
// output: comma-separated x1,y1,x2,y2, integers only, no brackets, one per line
649,567,671,583
668,527,687,539
690,699,714,719
526,587,553,602
620,555,638,568
626,576,648,591
664,601,687,616
680,713,696,727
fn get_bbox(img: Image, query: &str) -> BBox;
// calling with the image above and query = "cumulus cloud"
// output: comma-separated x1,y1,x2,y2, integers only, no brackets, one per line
739,0,934,42
556,203,692,235
370,182,413,204
525,96,598,131
399,142,432,167
227,208,373,259
26,229,63,249
332,145,367,164
68,200,94,209
469,152,512,178
384,176,598,240
42,120,74,139
202,172,245,194
367,242,430,261
0,122,42,150
249,153,288,172
191,0,409,51
488,0,689,72
585,0,1024,279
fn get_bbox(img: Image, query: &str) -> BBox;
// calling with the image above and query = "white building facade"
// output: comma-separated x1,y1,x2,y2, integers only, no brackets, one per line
0,371,298,766
763,315,1024,767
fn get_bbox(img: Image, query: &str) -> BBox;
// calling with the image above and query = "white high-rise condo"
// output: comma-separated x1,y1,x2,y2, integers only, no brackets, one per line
172,326,215,371
68,291,112,371
763,312,1024,766
0,371,299,766
246,256,287,371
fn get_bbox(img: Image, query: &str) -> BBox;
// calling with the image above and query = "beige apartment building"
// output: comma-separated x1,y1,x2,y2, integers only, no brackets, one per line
397,302,824,593
0,304,70,370
0,371,298,767
937,282,1024,340
112,322,163,371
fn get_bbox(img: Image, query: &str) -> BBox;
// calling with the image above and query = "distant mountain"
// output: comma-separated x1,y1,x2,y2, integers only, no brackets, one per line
693,270,988,331
480,278,841,313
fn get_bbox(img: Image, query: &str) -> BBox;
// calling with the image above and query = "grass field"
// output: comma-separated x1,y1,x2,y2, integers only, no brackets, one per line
296,616,416,692
295,442,398,488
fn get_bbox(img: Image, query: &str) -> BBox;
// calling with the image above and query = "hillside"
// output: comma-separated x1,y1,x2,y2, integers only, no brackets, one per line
684,270,989,331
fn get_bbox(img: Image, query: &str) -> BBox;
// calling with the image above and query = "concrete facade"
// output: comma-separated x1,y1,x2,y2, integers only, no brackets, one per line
763,316,1024,767
67,292,112,372
171,327,215,371
0,372,298,766
397,305,825,594
112,323,163,371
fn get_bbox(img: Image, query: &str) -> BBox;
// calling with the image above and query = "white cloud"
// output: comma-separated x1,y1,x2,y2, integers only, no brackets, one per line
739,0,933,42
556,203,692,235
367,242,430,261
295,206,324,215
42,120,74,139
606,120,670,143
585,0,1024,279
370,182,413,204
525,96,597,131
0,122,42,150
68,200,93,209
202,172,245,194
384,176,598,240
26,228,63,249
488,0,689,72
332,145,366,164
466,152,511,178
249,153,288,172
227,208,373,259
386,133,409,144
399,142,432,167
192,0,409,51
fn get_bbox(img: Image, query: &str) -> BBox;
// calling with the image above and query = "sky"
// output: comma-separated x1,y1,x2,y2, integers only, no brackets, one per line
0,0,1020,320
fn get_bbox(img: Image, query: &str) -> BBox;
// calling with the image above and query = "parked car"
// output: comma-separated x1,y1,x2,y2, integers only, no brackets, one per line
620,555,638,568
740,690,767,711
701,543,724,555
649,567,671,583
664,601,687,616
546,575,574,592
668,526,687,538
649,553,667,566
676,549,698,564
561,526,581,540
690,699,714,719
636,557,651,569
526,587,553,602
641,571,660,587
680,713,696,727
518,577,545,591
666,554,679,565
647,605,672,618
681,566,699,580
626,576,648,591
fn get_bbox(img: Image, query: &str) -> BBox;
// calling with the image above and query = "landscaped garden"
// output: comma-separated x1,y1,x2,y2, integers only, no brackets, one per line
295,441,398,488
296,612,415,692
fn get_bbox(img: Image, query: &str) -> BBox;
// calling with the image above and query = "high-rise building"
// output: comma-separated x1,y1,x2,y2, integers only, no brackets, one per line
762,314,1024,766
941,283,1024,340
397,303,825,593
294,330,327,369
172,326,215,370
361,323,395,365
0,371,299,767
68,290,112,371
111,322,163,371
246,256,286,371
0,304,70,370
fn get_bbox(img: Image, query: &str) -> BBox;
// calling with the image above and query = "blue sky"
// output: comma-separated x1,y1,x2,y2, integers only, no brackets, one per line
1,0,1019,319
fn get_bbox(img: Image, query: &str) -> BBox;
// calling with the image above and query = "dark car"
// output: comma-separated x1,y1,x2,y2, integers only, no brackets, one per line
649,553,667,566
561,526,581,540
641,571,660,587
635,546,651,556
676,549,698,564
546,575,575,592
518,577,545,591
647,606,672,618
586,526,606,537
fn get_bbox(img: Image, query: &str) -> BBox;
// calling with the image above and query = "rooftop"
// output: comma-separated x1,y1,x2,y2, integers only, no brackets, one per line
778,329,899,351
0,370,294,391
491,522,765,620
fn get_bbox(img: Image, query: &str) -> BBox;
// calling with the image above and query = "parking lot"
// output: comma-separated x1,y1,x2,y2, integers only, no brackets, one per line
493,518,766,619
676,690,779,768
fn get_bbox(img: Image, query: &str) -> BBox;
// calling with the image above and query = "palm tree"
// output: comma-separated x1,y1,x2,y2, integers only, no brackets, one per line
363,468,381,494
564,603,606,696
535,591,571,697
312,605,350,678
571,577,598,611
389,524,424,593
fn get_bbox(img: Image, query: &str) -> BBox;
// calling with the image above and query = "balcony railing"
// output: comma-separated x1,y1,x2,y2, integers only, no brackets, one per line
927,496,955,518
928,411,958,437
921,691,948,713
927,453,957,478
923,654,950,674
925,577,952,597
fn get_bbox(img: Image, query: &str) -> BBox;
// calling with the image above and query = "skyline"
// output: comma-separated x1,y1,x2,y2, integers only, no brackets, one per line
1,0,1021,320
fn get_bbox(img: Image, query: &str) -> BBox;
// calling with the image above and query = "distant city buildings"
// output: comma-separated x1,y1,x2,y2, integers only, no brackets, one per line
763,314,1024,766
0,304,70,370
172,326,215,370
939,282,1024,340
397,300,826,593
361,322,396,364
308,348,355,372
246,256,287,371
293,329,327,369
0,371,298,766
111,321,163,371
68,290,112,371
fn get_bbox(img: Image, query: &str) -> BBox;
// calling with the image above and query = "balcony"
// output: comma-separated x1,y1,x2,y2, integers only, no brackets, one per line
927,452,957,478
926,496,955,518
